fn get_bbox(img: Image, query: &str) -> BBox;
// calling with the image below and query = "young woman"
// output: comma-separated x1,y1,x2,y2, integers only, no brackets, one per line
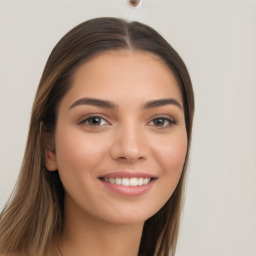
0,17,194,256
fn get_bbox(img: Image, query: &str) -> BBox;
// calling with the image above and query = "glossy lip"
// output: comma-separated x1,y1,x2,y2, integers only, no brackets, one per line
98,171,158,196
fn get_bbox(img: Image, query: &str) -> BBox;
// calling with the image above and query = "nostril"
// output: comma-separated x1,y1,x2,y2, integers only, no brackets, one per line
110,131,147,162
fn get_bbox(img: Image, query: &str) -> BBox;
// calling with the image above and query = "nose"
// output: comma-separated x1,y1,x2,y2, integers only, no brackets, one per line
110,122,147,163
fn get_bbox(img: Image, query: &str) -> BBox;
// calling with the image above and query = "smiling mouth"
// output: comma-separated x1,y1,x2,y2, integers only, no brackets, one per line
99,177,155,187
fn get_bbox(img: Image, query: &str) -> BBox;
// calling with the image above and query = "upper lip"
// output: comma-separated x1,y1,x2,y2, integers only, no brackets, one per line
98,171,158,179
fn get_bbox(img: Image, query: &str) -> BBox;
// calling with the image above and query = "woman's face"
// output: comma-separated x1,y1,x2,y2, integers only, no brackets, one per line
46,50,187,225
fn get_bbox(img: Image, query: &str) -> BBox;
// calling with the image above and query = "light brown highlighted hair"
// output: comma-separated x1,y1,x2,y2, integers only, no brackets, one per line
0,17,194,256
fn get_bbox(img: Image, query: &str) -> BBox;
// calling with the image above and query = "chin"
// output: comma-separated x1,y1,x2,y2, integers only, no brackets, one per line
99,206,160,226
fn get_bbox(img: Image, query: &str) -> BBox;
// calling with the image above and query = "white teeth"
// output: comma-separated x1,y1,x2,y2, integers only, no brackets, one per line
138,178,144,186
130,178,138,186
109,178,115,184
116,178,122,185
143,178,150,185
102,177,152,186
122,178,129,186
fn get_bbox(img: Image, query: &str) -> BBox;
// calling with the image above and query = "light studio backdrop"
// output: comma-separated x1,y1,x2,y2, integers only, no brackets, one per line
0,1,255,255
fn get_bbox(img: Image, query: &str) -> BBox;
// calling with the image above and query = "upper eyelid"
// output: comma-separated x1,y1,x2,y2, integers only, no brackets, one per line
153,116,175,121
147,114,176,122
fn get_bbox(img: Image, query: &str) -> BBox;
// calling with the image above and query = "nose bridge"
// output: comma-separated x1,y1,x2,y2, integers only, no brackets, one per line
111,119,145,161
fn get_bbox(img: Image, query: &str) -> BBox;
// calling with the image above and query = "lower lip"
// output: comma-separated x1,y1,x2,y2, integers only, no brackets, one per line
99,179,156,196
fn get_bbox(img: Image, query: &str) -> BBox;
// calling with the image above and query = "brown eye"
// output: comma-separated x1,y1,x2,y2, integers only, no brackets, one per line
88,117,101,126
153,118,166,126
147,117,177,128
80,116,109,126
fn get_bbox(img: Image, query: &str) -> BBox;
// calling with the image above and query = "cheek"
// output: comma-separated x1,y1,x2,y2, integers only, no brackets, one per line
162,139,187,172
54,127,109,179
154,130,187,169
53,127,113,214
152,131,188,192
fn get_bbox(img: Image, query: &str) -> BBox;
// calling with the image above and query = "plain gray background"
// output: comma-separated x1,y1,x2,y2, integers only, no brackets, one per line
0,1,255,255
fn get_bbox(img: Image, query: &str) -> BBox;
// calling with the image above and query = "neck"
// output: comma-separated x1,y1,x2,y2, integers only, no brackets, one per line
57,196,144,256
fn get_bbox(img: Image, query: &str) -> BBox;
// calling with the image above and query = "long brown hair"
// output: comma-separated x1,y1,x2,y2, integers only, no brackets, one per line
0,17,194,256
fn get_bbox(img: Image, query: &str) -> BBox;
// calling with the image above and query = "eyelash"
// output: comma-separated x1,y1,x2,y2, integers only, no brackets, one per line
79,115,177,128
147,116,177,128
79,115,110,126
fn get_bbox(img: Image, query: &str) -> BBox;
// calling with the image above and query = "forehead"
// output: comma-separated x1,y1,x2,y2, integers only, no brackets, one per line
62,50,183,107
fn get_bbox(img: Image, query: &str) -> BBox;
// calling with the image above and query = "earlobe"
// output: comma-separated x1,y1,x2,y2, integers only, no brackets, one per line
45,148,58,171
40,121,58,171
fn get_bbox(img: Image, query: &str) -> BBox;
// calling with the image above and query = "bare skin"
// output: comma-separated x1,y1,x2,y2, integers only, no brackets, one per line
55,202,142,256
45,50,187,256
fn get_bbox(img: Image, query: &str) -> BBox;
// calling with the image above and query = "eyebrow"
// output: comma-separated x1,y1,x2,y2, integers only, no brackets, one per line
143,98,183,110
69,97,182,110
69,97,117,109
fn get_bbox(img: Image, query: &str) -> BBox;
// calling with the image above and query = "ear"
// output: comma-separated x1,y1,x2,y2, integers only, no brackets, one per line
40,121,58,171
